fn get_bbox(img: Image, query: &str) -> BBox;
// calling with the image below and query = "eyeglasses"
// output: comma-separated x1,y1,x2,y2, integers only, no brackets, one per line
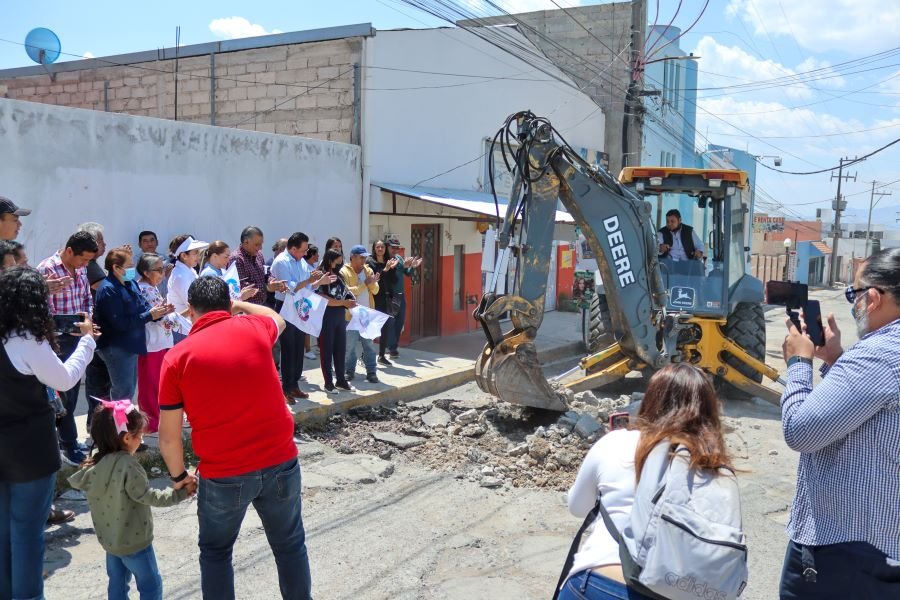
845,285,883,303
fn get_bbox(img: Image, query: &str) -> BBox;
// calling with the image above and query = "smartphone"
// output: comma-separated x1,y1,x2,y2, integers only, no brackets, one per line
609,412,630,431
765,280,807,308
52,314,82,335
802,300,825,347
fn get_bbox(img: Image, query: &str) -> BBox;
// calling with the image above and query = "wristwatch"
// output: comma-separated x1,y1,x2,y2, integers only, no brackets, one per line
171,470,189,483
786,356,813,368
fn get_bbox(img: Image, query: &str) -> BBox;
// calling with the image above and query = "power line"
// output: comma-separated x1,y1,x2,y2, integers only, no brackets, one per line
757,137,900,176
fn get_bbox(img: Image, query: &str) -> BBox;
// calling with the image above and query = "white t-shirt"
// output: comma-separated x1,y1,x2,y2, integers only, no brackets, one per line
566,428,641,578
139,281,175,353
3,333,96,389
167,261,197,314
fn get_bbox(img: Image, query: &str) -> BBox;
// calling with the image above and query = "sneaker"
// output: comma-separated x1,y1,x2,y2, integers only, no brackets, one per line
304,351,317,360
366,374,380,384
378,355,392,366
335,380,353,391
345,373,355,382
389,350,399,358
61,448,86,466
324,383,336,393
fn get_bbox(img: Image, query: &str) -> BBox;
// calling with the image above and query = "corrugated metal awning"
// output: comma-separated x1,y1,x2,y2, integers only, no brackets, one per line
373,182,575,224
811,241,832,254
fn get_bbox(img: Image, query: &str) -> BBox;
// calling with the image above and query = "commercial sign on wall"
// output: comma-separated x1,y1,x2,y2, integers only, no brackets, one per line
753,215,785,233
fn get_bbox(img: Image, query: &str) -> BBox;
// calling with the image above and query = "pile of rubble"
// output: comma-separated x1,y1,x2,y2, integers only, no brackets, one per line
305,389,643,492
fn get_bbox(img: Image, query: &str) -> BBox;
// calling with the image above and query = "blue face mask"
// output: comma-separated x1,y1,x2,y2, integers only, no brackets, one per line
123,267,137,282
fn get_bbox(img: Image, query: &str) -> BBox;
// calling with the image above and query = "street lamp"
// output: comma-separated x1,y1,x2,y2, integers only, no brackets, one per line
783,238,792,281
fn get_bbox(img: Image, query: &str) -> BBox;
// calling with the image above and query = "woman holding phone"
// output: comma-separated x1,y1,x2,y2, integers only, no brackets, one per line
366,240,398,365
0,266,99,600
315,249,357,392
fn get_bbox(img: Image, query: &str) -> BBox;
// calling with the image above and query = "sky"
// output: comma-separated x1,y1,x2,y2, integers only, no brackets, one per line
3,0,900,228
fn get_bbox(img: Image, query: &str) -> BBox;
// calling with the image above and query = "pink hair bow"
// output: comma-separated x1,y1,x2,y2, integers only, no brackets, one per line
94,398,135,434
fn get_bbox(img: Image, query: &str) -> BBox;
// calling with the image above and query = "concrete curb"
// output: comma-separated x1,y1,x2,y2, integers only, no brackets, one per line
293,340,586,425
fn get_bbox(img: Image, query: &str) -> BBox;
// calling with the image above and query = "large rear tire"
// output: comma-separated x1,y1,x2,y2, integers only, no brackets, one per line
582,293,612,353
720,302,766,397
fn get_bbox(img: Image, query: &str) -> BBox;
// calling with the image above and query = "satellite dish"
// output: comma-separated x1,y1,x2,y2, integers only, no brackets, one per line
25,28,61,65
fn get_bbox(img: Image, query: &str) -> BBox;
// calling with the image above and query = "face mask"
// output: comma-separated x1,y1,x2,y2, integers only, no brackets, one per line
123,267,137,282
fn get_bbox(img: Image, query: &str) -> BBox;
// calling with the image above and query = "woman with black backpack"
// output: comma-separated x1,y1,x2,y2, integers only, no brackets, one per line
557,363,745,600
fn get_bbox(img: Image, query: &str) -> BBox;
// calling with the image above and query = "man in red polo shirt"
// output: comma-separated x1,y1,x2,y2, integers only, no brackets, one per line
158,276,310,600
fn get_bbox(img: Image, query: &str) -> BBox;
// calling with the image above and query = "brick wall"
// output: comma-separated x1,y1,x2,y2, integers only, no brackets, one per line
0,37,361,144
461,1,640,174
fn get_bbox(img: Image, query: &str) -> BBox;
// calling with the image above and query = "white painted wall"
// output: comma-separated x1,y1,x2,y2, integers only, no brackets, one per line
363,28,605,191
1,98,361,263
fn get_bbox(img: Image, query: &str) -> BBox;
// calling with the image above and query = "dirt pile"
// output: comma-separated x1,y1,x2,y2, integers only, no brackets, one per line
304,390,642,492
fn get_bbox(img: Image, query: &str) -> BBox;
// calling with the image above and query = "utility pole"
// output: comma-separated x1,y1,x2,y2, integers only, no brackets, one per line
828,157,858,286
865,181,892,258
621,0,646,169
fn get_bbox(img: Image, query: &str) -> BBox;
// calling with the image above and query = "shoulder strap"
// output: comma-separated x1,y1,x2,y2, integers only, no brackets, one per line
552,499,604,600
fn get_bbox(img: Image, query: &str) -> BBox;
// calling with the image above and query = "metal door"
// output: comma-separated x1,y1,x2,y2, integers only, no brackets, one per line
410,224,440,340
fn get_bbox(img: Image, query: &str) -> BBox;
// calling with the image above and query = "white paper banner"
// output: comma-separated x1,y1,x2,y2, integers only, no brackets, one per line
347,305,390,340
279,288,327,337
221,262,242,300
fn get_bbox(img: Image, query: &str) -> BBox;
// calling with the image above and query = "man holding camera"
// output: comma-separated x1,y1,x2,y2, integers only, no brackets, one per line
779,247,900,599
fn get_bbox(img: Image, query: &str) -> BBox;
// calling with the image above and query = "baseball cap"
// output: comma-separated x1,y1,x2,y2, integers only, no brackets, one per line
387,237,401,247
349,244,370,257
174,236,210,256
0,196,31,217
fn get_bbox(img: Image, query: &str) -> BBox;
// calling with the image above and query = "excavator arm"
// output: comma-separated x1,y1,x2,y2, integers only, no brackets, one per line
474,113,783,409
474,115,668,410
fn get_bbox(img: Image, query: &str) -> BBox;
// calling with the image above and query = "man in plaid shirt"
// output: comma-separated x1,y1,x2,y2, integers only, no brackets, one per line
37,231,99,465
780,247,900,599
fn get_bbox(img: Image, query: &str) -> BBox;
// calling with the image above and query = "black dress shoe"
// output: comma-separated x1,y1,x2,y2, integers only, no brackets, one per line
47,506,75,525
366,374,379,384
324,383,336,392
378,355,392,366
336,380,353,391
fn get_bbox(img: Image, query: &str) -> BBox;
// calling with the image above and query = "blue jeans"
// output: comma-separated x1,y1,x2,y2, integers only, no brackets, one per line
0,473,56,600
559,570,651,600
97,346,138,401
345,329,377,377
106,544,162,600
387,294,406,352
197,459,311,600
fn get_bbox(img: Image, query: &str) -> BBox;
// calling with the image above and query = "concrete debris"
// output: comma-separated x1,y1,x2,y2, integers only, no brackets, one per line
422,407,452,428
528,438,551,460
455,409,480,425
556,411,581,433
574,414,604,440
370,431,426,449
768,449,779,456
460,424,487,438
480,477,503,489
573,391,599,406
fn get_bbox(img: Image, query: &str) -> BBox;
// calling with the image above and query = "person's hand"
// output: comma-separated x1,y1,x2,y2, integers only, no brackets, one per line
693,250,704,259
413,258,423,268
239,286,258,301
75,313,101,340
150,305,174,320
315,273,337,287
173,472,197,496
45,273,72,294
365,274,376,285
122,244,134,255
659,243,671,254
373,272,381,282
267,279,287,293
403,257,415,267
385,258,398,270
813,312,843,365
782,317,814,362
344,299,358,309
164,263,175,276
310,270,324,281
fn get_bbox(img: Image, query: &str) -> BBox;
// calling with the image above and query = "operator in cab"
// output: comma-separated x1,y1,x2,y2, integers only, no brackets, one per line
657,209,705,261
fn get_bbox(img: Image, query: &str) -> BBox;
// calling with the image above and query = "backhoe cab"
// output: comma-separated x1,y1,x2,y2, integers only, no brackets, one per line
473,113,783,412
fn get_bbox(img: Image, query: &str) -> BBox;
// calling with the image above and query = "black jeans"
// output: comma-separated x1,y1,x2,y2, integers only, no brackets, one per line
318,306,347,387
84,353,110,428
780,540,900,599
278,320,306,392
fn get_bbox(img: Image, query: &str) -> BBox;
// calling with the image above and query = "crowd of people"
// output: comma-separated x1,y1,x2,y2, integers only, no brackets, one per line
0,195,424,599
2,191,897,600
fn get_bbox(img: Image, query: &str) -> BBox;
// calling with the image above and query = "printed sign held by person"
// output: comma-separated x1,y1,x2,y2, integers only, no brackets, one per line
347,305,390,340
280,288,327,337
220,262,242,300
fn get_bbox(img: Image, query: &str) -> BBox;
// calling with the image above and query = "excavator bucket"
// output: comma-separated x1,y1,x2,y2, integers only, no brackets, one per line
474,332,568,412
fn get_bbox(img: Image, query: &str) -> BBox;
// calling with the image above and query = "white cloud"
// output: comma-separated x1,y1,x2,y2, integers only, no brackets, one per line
209,17,281,40
726,0,900,54
83,51,95,59
692,36,844,103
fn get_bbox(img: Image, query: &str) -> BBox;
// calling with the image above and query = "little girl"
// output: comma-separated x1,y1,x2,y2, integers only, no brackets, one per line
69,400,192,600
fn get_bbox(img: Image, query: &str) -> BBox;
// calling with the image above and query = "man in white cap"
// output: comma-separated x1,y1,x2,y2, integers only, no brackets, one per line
0,196,30,241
